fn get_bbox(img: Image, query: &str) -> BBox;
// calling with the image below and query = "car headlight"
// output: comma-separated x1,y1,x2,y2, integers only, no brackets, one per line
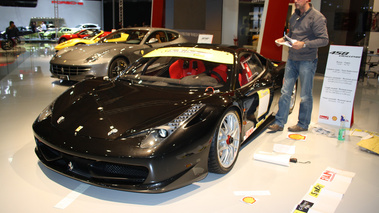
84,50,109,63
139,104,205,148
37,101,55,122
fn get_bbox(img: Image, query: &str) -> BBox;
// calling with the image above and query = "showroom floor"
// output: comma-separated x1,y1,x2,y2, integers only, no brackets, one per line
0,43,378,213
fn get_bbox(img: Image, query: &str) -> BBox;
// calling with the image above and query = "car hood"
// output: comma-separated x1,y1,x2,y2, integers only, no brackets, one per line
56,42,138,60
51,79,214,140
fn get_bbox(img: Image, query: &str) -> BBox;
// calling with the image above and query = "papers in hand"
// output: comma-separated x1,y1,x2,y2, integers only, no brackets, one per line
275,35,297,47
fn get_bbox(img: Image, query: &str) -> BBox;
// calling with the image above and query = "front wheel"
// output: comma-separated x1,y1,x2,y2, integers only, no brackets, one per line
1,39,14,50
108,58,128,78
208,109,241,174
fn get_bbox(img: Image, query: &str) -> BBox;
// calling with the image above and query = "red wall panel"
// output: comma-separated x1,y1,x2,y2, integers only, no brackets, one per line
151,0,165,28
260,0,290,61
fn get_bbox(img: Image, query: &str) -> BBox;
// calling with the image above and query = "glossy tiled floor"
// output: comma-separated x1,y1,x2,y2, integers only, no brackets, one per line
1,43,378,213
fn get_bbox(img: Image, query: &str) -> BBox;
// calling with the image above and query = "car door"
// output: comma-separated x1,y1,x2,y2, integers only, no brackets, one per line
235,51,272,138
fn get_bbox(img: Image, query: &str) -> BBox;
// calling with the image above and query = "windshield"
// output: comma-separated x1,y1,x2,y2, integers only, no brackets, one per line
120,56,232,89
82,31,103,39
99,29,149,44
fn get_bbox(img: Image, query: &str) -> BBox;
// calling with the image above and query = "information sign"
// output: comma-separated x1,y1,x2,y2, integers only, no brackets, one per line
318,45,363,127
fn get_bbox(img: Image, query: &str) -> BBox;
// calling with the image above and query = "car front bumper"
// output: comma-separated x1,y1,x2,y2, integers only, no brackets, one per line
33,119,212,193
50,62,109,81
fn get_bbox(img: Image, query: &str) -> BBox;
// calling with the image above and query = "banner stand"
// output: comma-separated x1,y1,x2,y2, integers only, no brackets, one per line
318,45,363,128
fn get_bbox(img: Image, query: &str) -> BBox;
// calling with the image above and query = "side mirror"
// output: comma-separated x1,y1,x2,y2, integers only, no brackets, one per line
147,38,159,44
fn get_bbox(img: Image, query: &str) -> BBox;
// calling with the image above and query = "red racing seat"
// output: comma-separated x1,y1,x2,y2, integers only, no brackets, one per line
169,59,206,79
211,64,228,82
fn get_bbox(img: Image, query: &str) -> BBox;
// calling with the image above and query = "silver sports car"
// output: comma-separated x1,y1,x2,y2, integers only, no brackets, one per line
50,27,188,81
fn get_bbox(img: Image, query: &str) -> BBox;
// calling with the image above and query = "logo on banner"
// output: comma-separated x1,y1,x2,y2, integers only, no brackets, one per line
294,200,314,213
320,170,336,182
329,51,349,56
309,183,325,198
288,133,307,141
319,115,329,120
329,50,361,58
332,116,338,121
242,196,256,205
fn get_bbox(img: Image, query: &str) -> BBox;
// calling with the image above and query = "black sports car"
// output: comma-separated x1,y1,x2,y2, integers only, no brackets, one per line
33,44,295,193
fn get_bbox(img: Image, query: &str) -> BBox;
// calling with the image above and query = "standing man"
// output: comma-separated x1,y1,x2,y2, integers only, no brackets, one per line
40,21,47,32
5,21,19,39
31,21,37,33
268,0,329,132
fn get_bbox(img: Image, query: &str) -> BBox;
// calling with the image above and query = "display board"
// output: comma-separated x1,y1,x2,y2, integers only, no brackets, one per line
197,34,213,44
318,45,363,127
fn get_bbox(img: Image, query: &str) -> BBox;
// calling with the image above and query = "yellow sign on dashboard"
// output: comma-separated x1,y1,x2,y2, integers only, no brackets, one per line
144,47,234,64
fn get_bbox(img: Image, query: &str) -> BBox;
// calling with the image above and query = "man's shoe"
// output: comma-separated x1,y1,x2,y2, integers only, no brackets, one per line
267,124,283,132
288,125,308,132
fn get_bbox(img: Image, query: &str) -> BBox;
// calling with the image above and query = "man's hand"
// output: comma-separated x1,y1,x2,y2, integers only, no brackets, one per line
275,37,285,47
292,41,305,50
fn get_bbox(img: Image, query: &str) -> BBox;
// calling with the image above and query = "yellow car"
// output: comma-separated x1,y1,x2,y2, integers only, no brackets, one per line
55,31,110,51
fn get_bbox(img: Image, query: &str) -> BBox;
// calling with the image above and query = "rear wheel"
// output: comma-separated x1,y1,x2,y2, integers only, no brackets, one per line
108,58,128,78
1,39,14,50
58,38,67,43
208,109,241,174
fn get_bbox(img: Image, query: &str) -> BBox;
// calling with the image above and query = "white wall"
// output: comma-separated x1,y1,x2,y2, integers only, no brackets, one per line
0,0,102,30
221,0,238,45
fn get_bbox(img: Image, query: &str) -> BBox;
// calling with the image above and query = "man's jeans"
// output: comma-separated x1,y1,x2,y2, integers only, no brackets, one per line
275,59,318,129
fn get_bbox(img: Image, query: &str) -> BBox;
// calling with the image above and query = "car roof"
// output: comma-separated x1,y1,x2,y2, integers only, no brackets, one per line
118,27,182,33
78,23,99,26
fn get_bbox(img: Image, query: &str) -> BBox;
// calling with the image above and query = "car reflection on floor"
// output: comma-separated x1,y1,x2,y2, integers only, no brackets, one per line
0,47,26,66
0,42,56,80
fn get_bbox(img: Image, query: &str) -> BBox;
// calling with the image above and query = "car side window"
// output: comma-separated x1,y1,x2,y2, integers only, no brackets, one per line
247,54,264,77
147,31,167,43
237,52,264,87
166,31,179,41
79,30,88,35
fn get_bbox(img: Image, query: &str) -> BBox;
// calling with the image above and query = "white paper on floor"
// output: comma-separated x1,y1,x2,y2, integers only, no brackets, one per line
291,167,355,213
253,151,291,167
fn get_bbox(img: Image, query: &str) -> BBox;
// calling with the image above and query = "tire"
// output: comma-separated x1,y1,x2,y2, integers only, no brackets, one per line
1,39,14,50
289,81,297,114
208,109,241,174
58,38,67,44
108,58,128,78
